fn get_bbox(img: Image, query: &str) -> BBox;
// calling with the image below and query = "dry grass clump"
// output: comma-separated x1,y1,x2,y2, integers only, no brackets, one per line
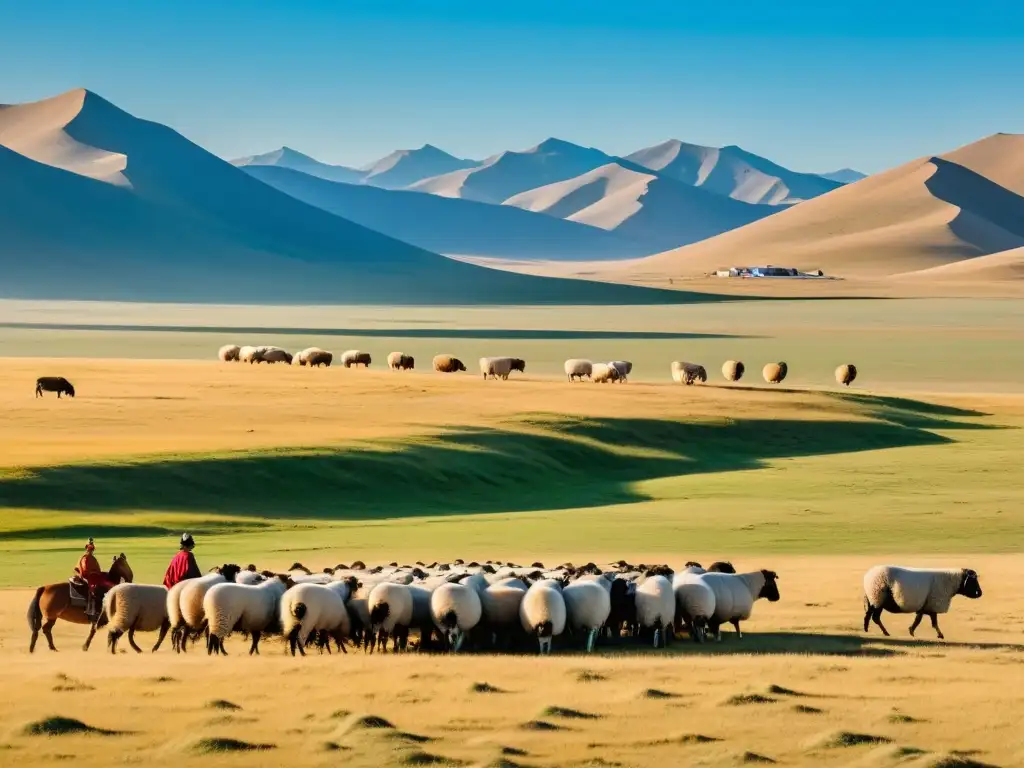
21,717,119,737
541,706,600,720
401,752,464,766
765,684,806,696
641,688,679,699
205,699,241,710
52,674,94,692
792,704,825,714
738,751,776,763
470,682,505,694
519,720,564,732
722,693,778,706
574,670,607,683
804,730,893,749
189,737,275,753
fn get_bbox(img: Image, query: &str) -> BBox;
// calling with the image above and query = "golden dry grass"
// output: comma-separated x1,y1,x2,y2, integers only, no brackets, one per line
2,556,1021,767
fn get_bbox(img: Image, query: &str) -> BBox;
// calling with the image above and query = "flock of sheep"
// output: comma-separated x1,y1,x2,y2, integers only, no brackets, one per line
92,558,982,657
217,345,859,386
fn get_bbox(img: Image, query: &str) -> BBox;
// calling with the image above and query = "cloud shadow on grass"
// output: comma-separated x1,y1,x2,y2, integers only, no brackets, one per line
0,394,979,531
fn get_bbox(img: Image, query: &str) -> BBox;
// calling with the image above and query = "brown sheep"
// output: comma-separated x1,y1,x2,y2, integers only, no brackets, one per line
35,376,75,398
763,362,788,384
510,358,526,374
388,352,415,370
722,360,745,382
433,355,466,373
305,350,333,367
835,364,857,386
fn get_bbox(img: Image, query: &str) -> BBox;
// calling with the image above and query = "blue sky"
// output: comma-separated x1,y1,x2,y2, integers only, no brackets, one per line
2,0,1021,173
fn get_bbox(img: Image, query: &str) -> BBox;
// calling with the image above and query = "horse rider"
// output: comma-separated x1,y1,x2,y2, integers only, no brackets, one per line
163,533,202,589
74,537,103,619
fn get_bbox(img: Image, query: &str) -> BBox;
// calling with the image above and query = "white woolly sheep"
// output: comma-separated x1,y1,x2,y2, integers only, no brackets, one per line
388,351,415,370
519,580,566,655
863,565,981,639
218,344,241,362
564,359,593,382
609,360,632,382
479,356,524,380
700,570,780,640
722,360,745,382
368,582,414,653
204,575,291,655
635,575,674,647
341,349,371,368
562,580,611,652
239,345,259,364
431,582,483,652
236,570,266,585
592,362,621,383
671,361,707,385
172,565,242,653
672,572,716,642
296,347,333,367
480,582,527,649
103,583,170,654
433,354,466,373
281,579,354,656
259,346,293,364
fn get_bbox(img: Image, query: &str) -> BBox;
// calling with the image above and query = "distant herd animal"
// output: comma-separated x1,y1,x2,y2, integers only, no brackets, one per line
31,558,983,657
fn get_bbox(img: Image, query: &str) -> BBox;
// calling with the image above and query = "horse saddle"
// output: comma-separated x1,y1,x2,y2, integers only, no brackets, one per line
68,578,88,607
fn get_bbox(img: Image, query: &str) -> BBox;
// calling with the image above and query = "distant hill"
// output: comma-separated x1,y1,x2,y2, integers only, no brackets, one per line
245,164,659,260
625,140,842,204
408,138,616,203
231,146,365,184
818,168,867,184
359,144,477,188
0,89,695,304
612,133,1024,280
503,161,777,250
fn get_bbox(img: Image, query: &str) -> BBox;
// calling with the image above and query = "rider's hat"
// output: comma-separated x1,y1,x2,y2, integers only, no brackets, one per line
85,537,95,551
180,532,195,549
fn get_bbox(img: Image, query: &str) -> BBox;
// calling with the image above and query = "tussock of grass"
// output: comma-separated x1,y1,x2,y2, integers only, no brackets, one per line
541,706,600,720
501,746,529,756
575,670,606,683
738,752,776,764
328,709,351,719
471,682,505,693
910,757,997,768
888,712,923,724
385,731,433,744
804,730,893,749
21,717,119,736
793,704,825,714
641,688,678,699
402,752,463,766
674,734,721,745
765,684,805,696
205,699,241,710
190,737,275,753
151,676,176,683
722,694,777,706
52,674,94,692
320,741,350,752
520,720,563,731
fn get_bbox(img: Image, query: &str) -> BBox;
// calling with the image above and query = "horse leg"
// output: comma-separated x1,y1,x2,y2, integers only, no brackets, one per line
248,630,261,656
42,619,58,652
152,619,170,652
83,621,99,651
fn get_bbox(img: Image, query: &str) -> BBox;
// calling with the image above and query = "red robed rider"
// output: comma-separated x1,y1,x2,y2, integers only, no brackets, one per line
75,538,109,618
163,532,202,588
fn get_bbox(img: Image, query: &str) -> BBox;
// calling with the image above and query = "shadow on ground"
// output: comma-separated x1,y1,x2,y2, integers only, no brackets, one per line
0,394,983,531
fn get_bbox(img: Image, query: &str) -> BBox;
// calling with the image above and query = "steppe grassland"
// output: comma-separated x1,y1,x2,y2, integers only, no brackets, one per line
0,298,1022,767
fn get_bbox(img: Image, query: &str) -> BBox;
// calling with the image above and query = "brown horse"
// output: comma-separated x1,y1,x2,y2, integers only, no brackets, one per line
28,553,134,652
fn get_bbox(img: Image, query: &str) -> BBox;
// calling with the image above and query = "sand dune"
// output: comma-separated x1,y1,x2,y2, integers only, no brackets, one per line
612,134,1024,281
504,162,776,250
231,146,364,184
408,138,615,203
245,164,658,260
897,246,1024,282
626,139,842,204
0,89,691,304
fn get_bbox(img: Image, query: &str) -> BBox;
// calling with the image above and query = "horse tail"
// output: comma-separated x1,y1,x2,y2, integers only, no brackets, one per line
27,587,44,632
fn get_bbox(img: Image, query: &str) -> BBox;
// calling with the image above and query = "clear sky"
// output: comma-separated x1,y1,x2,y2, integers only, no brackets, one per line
2,0,1021,174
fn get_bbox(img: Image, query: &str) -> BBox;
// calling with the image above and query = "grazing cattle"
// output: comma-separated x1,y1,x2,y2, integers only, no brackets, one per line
35,377,75,398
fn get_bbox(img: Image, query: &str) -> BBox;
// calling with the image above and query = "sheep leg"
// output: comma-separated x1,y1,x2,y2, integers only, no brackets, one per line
538,636,552,655
453,631,465,653
870,607,890,636
928,612,944,640
42,619,58,652
908,612,924,637
108,629,122,654
585,628,597,653
128,627,144,653
151,619,170,652
863,601,874,633
731,619,743,639
248,630,261,655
